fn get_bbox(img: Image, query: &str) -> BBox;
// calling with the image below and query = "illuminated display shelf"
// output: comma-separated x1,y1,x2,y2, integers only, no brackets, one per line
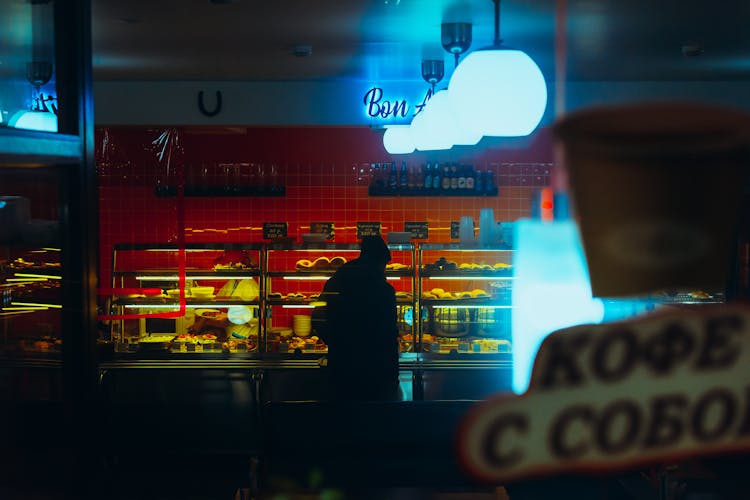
106,243,264,356
264,243,418,355
417,244,515,357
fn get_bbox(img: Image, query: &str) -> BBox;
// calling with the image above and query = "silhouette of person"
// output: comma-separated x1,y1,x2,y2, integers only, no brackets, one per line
316,235,400,400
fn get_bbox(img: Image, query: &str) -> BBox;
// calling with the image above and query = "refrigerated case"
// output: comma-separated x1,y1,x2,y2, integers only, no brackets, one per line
105,243,263,357
416,244,514,399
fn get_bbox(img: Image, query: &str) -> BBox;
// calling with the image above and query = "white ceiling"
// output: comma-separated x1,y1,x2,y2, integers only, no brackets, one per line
88,0,750,84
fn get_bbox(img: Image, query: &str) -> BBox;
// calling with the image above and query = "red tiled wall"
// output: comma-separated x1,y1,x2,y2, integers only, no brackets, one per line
96,126,555,285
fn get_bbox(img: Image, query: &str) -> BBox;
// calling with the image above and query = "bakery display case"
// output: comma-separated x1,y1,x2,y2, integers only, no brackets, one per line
263,242,417,357
105,243,263,357
416,244,514,400
418,244,513,357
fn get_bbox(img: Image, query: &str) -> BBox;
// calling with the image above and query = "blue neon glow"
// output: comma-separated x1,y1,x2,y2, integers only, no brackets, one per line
363,85,432,124
448,49,547,137
511,219,604,395
0,201,6,209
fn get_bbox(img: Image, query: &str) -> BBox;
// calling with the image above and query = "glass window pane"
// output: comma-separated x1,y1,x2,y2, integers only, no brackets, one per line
0,167,63,361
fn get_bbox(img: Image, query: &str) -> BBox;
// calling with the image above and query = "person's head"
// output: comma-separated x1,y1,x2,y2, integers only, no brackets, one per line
359,235,391,267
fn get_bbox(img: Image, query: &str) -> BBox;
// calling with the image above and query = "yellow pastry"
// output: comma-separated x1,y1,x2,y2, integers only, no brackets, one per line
330,256,347,268
296,259,313,269
313,256,331,268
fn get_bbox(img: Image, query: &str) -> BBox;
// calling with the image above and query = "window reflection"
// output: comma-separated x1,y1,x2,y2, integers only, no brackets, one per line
0,0,57,132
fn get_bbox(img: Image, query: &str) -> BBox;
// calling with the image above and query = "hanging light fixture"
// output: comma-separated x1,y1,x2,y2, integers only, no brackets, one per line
410,100,453,151
448,0,547,137
383,125,415,154
9,0,57,133
8,109,57,132
421,59,445,94
441,22,473,68
422,90,481,147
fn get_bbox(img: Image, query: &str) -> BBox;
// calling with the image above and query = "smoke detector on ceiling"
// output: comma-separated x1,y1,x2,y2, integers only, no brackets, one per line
292,45,313,57
681,42,704,57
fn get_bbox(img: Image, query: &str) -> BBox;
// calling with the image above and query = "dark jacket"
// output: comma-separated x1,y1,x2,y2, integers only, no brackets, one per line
317,237,399,400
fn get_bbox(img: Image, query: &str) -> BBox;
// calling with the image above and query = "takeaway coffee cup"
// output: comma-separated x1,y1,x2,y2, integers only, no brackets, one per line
554,101,750,297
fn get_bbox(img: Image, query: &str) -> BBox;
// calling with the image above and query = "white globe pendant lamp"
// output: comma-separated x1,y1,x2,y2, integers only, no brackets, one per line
383,125,415,154
427,90,482,146
410,97,453,151
8,109,58,132
448,0,547,137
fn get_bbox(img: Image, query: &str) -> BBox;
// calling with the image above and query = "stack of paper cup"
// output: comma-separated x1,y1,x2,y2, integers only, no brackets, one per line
293,314,312,337
459,216,476,245
479,208,496,247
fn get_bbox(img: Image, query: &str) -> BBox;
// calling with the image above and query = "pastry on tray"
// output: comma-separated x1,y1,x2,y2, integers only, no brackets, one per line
295,259,313,270
329,256,347,268
312,256,331,269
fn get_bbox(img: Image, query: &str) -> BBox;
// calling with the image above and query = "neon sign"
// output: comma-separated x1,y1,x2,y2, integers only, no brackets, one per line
363,86,433,121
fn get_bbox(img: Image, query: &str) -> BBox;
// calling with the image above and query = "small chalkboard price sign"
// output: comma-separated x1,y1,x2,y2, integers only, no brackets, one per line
356,222,381,238
263,222,288,239
450,221,460,239
310,222,335,240
404,221,428,240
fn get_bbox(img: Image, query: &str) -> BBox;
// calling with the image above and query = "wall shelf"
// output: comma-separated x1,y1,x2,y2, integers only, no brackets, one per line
368,186,498,197
154,185,286,197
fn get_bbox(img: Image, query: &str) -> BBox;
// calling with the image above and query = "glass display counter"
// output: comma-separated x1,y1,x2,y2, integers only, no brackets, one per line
418,243,513,356
263,242,417,357
105,243,263,357
416,243,515,399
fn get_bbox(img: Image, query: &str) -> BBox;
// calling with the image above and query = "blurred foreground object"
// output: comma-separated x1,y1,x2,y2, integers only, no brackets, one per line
554,102,750,297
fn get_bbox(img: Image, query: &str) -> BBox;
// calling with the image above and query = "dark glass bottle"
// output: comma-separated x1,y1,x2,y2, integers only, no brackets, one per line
400,161,409,190
413,164,423,190
465,164,475,191
388,161,398,190
441,165,451,191
485,170,495,193
432,162,442,190
457,165,467,190
449,164,458,190
370,163,380,188
475,170,484,192
423,163,432,190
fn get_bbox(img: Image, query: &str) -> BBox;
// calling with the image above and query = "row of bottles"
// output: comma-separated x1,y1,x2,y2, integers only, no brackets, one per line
368,161,497,196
